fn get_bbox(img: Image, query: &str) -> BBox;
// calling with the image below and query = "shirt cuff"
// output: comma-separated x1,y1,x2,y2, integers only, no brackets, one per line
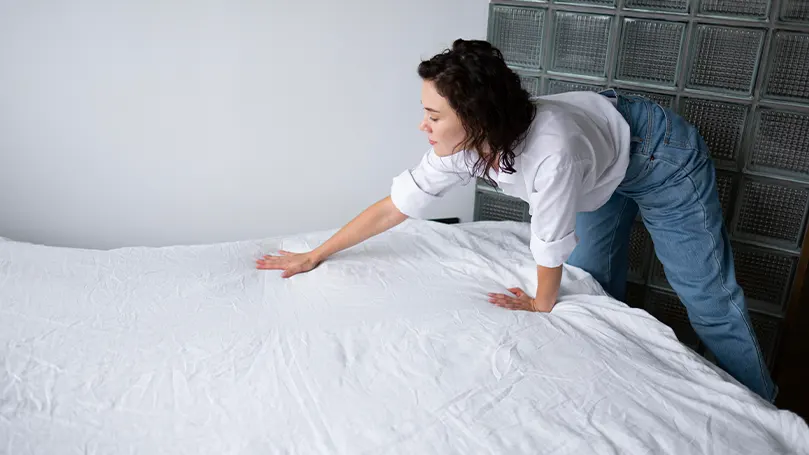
529,231,578,268
390,169,440,219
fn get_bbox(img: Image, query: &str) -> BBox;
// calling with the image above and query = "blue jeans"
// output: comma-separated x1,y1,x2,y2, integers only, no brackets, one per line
567,89,776,403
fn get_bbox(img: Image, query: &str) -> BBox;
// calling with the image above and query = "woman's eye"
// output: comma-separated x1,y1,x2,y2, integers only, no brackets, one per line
429,117,438,122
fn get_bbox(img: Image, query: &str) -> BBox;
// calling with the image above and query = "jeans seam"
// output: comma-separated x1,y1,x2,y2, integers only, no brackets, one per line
644,101,653,154
642,154,689,171
684,169,772,399
666,140,693,150
655,103,672,145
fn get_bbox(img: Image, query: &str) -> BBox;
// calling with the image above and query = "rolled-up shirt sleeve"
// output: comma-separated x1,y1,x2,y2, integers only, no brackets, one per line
528,148,587,268
390,149,467,219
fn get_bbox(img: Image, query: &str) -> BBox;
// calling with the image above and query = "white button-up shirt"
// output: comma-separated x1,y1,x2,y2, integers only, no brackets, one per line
390,91,631,268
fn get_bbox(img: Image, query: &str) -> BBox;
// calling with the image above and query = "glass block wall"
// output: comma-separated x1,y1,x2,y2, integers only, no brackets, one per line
475,0,809,368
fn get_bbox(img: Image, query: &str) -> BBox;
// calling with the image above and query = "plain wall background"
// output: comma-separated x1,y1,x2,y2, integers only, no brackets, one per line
0,0,489,249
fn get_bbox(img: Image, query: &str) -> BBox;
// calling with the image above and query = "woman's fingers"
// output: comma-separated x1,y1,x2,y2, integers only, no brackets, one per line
257,252,293,263
494,300,518,309
488,293,516,307
256,257,288,269
257,251,296,268
256,253,305,274
256,251,316,277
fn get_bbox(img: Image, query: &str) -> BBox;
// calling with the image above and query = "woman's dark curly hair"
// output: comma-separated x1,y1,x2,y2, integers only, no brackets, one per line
418,39,537,187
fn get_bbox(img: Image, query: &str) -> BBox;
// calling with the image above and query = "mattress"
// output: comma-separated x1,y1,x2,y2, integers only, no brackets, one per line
1,220,807,454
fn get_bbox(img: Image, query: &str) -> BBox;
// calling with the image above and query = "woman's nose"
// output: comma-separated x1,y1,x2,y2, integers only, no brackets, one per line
418,120,430,132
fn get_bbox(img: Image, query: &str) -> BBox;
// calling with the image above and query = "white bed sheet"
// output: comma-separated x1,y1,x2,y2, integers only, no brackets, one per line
1,220,808,455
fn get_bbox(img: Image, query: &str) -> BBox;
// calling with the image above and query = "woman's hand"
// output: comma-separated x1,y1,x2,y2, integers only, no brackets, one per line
256,250,322,278
254,196,407,279
488,287,554,313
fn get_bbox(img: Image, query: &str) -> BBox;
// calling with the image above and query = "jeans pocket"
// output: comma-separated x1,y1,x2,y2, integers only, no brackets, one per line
660,105,698,150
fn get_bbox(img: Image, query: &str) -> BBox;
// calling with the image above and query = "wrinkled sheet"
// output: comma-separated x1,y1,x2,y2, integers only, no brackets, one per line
1,220,808,455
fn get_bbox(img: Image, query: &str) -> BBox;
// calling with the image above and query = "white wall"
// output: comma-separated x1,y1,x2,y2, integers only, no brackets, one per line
0,0,489,249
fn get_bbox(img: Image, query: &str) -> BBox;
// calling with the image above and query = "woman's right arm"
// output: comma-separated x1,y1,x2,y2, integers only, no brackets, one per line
255,196,407,277
257,148,466,277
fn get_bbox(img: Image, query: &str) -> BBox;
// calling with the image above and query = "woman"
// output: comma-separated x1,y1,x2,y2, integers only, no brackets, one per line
255,39,776,403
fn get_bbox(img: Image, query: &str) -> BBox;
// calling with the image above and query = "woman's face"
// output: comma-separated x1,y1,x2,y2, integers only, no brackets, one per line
419,80,467,157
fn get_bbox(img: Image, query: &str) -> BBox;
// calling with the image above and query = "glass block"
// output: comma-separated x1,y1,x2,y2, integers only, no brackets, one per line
628,222,652,282
750,312,780,365
735,179,809,245
762,32,809,102
475,191,528,222
616,19,685,86
650,255,669,288
556,0,615,6
680,98,749,164
620,90,676,109
546,79,605,95
489,5,545,71
699,0,770,18
550,12,612,77
645,290,700,348
625,0,689,12
780,0,809,22
687,25,765,94
734,245,797,309
625,282,646,308
750,108,809,177
716,170,736,222
519,74,541,97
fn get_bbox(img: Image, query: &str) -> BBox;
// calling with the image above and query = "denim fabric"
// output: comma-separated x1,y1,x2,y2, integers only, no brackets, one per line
566,89,777,403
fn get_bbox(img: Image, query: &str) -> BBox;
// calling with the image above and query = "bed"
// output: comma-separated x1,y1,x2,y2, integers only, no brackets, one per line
1,220,808,454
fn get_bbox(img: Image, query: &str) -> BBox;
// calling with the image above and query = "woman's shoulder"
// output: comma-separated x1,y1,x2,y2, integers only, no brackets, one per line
523,101,590,145
533,91,605,118
526,91,615,141
518,95,601,166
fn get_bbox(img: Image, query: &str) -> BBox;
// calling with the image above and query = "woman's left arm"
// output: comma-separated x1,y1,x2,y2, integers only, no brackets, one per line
533,264,563,311
488,136,588,313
